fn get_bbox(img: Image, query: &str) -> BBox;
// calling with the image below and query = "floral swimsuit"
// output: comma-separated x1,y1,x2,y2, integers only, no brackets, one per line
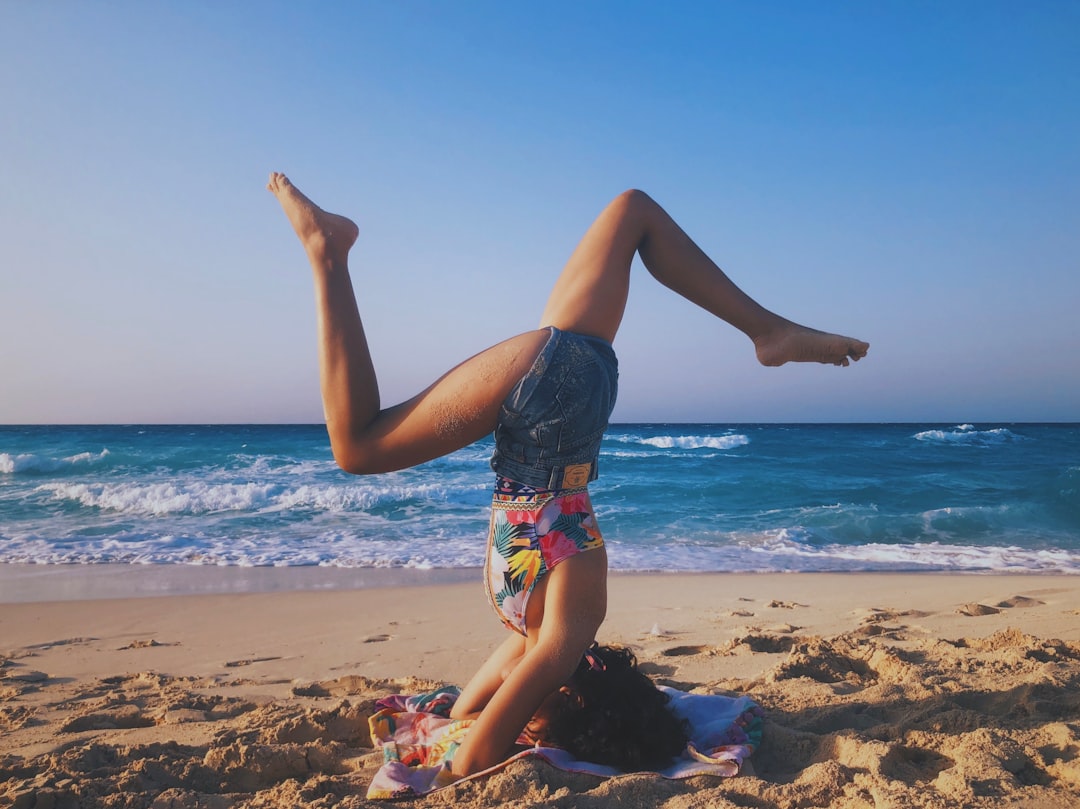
484,476,605,635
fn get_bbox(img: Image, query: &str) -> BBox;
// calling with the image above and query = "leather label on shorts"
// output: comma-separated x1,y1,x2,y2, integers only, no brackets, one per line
561,463,591,489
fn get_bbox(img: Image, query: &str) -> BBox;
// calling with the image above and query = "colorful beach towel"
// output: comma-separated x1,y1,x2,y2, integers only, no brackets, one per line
366,685,763,799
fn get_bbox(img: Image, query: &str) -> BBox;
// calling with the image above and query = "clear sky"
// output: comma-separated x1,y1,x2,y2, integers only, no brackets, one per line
2,1,1077,424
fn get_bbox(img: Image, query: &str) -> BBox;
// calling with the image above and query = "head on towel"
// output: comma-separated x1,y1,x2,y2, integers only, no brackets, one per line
523,644,689,771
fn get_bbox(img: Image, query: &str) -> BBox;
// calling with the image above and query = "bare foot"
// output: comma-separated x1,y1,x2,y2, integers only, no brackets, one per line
266,172,358,270
754,322,869,367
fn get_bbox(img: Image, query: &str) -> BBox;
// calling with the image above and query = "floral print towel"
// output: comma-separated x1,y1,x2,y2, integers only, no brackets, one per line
366,686,763,799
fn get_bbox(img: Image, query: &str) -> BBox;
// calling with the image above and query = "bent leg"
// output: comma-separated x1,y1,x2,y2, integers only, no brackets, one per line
540,189,869,366
451,632,527,720
268,172,549,474
450,548,608,776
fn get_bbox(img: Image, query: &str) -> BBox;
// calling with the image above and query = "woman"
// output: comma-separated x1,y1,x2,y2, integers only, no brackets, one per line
267,173,868,779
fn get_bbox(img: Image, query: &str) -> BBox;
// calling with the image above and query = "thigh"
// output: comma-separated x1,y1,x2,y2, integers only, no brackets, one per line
353,329,551,473
452,631,527,720
538,191,646,343
525,545,608,654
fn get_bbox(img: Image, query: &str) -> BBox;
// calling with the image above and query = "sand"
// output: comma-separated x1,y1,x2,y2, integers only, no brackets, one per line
2,567,1079,808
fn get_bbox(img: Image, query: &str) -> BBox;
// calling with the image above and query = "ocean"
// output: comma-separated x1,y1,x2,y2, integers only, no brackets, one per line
1,423,1078,574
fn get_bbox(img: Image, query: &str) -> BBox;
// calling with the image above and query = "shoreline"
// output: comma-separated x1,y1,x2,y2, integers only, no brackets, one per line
3,569,1078,694
0,561,480,604
2,560,1076,604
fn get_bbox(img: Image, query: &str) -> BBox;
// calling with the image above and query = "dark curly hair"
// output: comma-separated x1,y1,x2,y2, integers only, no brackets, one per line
537,644,689,771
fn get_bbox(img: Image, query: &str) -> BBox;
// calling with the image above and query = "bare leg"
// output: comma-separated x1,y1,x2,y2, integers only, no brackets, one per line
269,177,867,473
451,547,608,776
539,189,869,366
450,632,527,720
267,172,549,474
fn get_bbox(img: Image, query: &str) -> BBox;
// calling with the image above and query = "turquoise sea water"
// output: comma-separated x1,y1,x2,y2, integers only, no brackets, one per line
1,424,1078,573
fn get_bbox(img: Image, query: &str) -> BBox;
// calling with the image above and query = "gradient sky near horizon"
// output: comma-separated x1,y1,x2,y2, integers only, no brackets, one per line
2,1,1077,424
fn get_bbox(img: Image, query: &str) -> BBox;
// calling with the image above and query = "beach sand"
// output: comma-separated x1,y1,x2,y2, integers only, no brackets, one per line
2,568,1079,808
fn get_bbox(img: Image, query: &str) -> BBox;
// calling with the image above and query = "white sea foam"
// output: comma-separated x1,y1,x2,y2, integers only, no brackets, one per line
35,479,469,517
791,540,1079,573
614,434,749,451
913,425,1026,446
0,449,110,475
0,526,486,569
271,482,453,512
5,517,1079,573
38,481,280,516
596,524,1080,574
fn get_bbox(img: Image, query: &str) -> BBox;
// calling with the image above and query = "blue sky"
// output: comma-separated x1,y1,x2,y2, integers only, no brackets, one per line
2,1,1077,423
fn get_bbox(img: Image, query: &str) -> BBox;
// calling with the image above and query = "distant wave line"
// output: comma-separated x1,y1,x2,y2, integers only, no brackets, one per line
608,433,750,450
0,449,111,475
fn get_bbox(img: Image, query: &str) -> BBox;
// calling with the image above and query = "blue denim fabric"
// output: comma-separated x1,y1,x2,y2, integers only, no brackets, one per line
490,326,619,490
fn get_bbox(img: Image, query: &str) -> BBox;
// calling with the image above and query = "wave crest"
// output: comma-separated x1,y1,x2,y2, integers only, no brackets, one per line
617,434,749,451
36,479,455,516
0,449,110,475
913,425,1025,446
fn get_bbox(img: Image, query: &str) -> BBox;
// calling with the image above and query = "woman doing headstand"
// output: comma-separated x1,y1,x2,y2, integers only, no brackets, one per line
267,173,868,779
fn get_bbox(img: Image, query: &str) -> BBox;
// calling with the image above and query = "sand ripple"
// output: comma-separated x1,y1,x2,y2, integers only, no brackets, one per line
4,620,1080,808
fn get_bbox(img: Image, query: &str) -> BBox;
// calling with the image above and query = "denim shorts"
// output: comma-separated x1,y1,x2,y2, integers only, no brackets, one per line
490,326,619,490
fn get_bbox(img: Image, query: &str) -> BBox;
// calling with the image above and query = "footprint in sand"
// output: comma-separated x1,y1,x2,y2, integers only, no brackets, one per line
996,595,1045,609
764,623,801,634
24,637,98,650
722,633,799,655
118,639,179,650
292,674,438,698
61,705,155,732
856,608,928,637
767,637,877,686
661,645,711,657
636,661,679,678
880,745,956,784
0,705,36,732
856,623,905,638
957,595,1046,617
0,667,48,683
721,609,755,618
861,607,930,624
224,656,283,668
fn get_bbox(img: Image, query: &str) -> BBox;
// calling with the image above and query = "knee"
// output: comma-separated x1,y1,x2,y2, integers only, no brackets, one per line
611,188,655,214
500,658,522,682
335,453,371,476
604,189,658,228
